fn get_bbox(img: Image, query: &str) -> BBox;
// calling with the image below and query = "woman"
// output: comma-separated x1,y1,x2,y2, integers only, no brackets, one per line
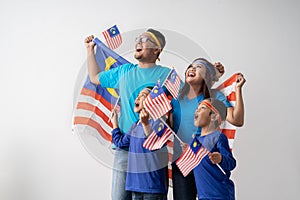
170,58,245,200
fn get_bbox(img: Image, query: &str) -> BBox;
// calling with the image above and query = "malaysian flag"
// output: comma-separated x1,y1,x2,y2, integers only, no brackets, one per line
143,119,174,150
102,25,122,50
176,137,210,177
73,37,129,143
143,81,172,120
216,73,239,150
163,68,181,99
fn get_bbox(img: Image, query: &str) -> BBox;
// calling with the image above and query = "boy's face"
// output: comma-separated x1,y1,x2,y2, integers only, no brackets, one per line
134,88,150,113
194,101,212,127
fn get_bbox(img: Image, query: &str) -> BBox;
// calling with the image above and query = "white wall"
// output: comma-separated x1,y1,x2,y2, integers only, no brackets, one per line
0,0,299,199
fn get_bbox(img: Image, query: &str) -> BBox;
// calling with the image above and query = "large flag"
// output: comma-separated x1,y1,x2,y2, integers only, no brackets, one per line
216,73,239,150
102,25,122,50
73,37,129,143
143,81,172,120
163,68,181,99
176,137,210,177
143,119,174,150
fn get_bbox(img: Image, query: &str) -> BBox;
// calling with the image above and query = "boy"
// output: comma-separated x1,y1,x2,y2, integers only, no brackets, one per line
193,98,236,200
111,88,168,200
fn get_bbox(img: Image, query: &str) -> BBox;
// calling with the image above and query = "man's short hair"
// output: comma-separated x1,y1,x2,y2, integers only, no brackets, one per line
147,28,166,49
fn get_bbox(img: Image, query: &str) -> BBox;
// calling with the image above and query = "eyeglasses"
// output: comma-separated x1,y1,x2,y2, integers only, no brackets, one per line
135,36,156,45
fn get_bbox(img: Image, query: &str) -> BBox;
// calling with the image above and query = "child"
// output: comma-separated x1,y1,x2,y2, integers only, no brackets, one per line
111,87,168,200
192,98,236,200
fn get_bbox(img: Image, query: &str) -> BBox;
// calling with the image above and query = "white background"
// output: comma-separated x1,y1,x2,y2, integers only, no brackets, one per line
1,0,299,199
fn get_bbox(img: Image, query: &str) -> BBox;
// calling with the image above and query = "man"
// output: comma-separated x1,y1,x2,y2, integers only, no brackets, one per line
84,28,170,200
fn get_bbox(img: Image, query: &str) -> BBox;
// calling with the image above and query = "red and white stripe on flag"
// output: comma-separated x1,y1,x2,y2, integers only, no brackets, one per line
73,88,114,142
216,73,238,150
102,25,122,50
176,145,209,177
143,123,174,150
143,90,172,120
164,69,181,99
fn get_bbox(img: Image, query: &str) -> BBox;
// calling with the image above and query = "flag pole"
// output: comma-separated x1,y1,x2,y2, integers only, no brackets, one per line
217,164,226,175
173,131,184,144
160,118,183,144
108,97,120,122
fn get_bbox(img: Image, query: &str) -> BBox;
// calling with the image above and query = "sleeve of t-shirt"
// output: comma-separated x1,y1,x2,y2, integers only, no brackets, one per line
112,128,130,148
98,63,131,89
217,133,236,171
215,91,233,108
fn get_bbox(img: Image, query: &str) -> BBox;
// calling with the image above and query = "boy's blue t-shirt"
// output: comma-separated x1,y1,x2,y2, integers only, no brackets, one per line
99,63,170,133
171,91,232,159
194,131,236,200
111,119,168,194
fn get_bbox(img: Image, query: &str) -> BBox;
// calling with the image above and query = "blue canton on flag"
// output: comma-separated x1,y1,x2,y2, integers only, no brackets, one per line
190,136,202,153
150,82,165,99
153,121,167,137
108,25,120,37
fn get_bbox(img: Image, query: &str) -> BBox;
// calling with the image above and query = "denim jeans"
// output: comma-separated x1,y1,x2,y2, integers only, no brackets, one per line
132,192,166,200
172,163,197,200
111,149,131,200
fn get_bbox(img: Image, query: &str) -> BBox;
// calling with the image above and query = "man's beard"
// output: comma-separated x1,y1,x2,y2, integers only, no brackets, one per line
134,53,142,60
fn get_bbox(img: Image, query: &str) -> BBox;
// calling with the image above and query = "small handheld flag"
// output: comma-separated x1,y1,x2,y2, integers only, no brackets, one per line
163,68,181,99
143,81,172,120
102,25,122,50
176,137,210,177
143,119,174,150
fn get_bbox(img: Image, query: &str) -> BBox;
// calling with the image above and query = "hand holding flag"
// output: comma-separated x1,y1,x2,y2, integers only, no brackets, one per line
208,152,222,164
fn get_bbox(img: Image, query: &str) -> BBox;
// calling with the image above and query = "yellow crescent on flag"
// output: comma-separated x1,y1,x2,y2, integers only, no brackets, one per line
105,56,119,98
157,122,164,132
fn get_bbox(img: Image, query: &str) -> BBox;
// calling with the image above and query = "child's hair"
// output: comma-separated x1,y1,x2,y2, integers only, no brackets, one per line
146,86,153,91
207,98,227,127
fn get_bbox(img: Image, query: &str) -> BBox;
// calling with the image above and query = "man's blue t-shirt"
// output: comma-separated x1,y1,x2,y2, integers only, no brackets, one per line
99,63,170,133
